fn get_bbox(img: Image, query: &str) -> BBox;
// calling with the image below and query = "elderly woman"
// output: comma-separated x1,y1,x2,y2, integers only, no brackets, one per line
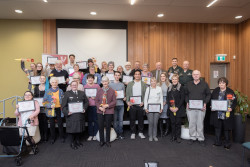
43,77,64,144
67,73,84,91
210,77,236,150
167,74,185,143
158,72,171,137
124,62,132,76
15,91,41,145
69,64,84,84
62,81,89,150
144,77,163,142
141,64,153,77
95,76,116,147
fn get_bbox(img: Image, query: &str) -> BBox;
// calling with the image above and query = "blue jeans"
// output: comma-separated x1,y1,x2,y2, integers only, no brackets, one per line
113,105,124,135
87,106,98,136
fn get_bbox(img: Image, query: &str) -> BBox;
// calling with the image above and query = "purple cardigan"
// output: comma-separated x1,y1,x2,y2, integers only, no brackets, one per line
95,87,116,114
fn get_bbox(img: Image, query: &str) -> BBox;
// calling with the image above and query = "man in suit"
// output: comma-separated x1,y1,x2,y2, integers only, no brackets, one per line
151,62,166,82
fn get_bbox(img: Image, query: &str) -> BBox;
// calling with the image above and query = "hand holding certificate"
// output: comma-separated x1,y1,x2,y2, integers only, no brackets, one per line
106,73,115,82
34,98,44,107
76,61,87,69
116,90,124,99
142,77,151,85
189,100,203,110
47,57,58,64
211,100,228,111
130,96,141,105
123,75,133,83
148,104,161,113
57,76,66,84
68,102,84,114
30,76,41,85
85,88,97,97
18,100,35,113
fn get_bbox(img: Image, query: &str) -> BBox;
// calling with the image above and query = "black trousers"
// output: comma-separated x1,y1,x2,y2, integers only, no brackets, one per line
169,114,182,138
129,105,144,134
97,114,113,143
49,108,64,140
38,113,48,140
215,128,230,146
70,133,81,144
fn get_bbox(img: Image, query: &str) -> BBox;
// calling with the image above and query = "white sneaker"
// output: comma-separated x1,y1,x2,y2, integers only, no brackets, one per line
153,137,158,141
131,133,136,139
149,137,153,142
87,136,93,141
93,136,97,141
138,133,146,139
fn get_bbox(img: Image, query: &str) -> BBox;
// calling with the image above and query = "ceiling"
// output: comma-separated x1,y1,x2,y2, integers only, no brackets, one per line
0,0,250,24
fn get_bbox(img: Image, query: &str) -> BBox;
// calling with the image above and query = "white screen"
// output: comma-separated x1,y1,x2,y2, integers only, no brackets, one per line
57,28,127,68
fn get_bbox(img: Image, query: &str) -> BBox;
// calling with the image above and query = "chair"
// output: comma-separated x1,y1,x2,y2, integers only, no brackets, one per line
242,142,250,167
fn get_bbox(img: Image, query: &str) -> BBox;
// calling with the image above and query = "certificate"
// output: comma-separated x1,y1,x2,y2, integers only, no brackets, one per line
56,76,66,84
106,73,115,81
68,68,74,75
18,100,35,113
123,75,133,83
130,96,142,105
68,76,73,84
211,100,228,111
116,90,124,99
85,88,97,97
21,111,33,127
30,76,41,85
68,102,83,113
86,76,98,84
34,98,44,107
189,100,203,110
76,61,87,69
142,76,151,85
47,57,58,64
148,104,161,113
169,73,174,80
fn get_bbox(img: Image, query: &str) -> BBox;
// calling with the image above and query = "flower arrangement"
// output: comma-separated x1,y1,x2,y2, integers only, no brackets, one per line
51,96,57,117
127,98,135,111
226,94,234,118
170,99,176,116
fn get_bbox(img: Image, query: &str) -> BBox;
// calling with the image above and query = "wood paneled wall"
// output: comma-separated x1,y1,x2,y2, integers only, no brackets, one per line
43,20,56,54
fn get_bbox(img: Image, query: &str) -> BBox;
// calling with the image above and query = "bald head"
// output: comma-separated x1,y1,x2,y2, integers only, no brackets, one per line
192,70,201,81
156,62,162,70
183,61,189,70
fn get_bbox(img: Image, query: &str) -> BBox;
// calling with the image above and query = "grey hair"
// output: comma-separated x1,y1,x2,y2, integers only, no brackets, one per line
55,60,63,64
102,76,110,82
72,73,80,79
50,77,59,84
108,61,115,67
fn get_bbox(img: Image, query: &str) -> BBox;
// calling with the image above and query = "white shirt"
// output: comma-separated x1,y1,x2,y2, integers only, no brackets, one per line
133,81,142,96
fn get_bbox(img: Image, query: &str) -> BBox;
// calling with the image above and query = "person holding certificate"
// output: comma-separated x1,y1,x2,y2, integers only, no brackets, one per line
105,61,116,82
167,58,183,82
82,66,102,86
66,73,84,91
158,72,171,137
167,74,185,143
20,60,36,91
69,64,84,84
100,61,108,76
130,61,142,76
185,70,211,146
144,77,163,142
15,91,41,145
43,77,65,144
95,76,116,147
34,75,48,142
64,54,76,73
126,70,147,140
109,71,126,139
210,77,236,150
62,81,89,150
84,74,101,141
124,62,132,76
141,64,153,77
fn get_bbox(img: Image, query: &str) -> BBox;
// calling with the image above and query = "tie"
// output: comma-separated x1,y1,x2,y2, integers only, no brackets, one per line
74,91,77,95
157,70,160,82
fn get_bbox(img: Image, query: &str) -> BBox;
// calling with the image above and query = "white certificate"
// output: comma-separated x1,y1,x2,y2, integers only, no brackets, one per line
18,100,35,113
47,57,58,64
21,111,33,127
34,98,43,107
106,73,115,81
123,75,133,83
211,100,228,111
116,90,124,99
169,73,174,80
142,76,151,85
148,104,161,113
68,76,73,84
68,102,83,113
86,76,98,84
57,76,66,84
68,68,74,75
30,76,41,85
189,100,203,110
85,88,97,97
130,96,142,105
76,61,87,69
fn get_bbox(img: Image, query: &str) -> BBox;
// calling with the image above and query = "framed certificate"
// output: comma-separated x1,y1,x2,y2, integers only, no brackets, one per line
34,98,44,107
169,73,174,80
18,100,35,113
85,88,97,97
130,96,142,105
57,76,66,84
47,57,58,64
123,75,133,83
211,100,228,111
106,73,115,81
30,76,41,85
68,68,74,75
94,76,98,83
116,90,124,99
148,104,161,113
68,102,83,113
142,76,151,85
68,76,73,84
189,100,203,110
76,61,87,69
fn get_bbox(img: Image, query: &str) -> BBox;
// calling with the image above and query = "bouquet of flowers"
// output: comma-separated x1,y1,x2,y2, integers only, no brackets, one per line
100,95,107,115
170,99,176,116
51,96,57,117
127,98,135,111
226,94,233,118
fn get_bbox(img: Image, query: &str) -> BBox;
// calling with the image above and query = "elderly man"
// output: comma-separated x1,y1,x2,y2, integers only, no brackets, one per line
168,58,183,81
185,70,211,146
151,62,166,82
179,61,193,87
130,61,142,76
50,60,69,92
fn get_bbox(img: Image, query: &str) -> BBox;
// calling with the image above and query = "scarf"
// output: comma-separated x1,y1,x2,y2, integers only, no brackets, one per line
50,87,59,93
218,90,226,120
102,87,109,104
124,69,132,75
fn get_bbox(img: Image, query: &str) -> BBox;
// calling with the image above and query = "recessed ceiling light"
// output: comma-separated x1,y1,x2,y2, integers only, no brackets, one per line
206,0,218,8
43,0,48,2
130,0,136,5
235,16,243,19
90,12,97,15
157,13,164,18
15,10,23,14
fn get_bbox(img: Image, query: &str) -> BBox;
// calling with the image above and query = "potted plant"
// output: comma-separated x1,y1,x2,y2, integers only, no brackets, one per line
233,90,250,143
181,117,190,140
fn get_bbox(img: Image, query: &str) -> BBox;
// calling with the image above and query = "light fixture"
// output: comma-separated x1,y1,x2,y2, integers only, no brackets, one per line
130,0,136,5
157,13,164,18
15,10,23,14
206,0,218,8
90,12,97,15
235,16,243,19
43,0,48,2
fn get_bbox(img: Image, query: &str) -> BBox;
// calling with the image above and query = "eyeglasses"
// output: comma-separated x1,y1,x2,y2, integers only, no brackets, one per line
73,78,79,80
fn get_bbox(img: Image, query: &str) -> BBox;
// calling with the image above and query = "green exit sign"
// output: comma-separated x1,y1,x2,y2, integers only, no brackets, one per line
216,54,227,61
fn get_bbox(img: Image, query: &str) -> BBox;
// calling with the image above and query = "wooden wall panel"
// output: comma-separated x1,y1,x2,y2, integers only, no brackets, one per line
43,19,56,54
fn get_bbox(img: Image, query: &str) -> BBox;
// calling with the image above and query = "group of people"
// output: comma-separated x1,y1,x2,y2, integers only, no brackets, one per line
16,55,237,150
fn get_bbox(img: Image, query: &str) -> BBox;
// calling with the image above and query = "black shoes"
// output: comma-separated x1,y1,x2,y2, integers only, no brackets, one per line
50,139,55,145
176,138,182,143
76,140,83,147
106,142,111,147
170,137,176,142
99,142,105,147
188,140,195,145
224,145,231,150
199,141,206,147
70,143,78,150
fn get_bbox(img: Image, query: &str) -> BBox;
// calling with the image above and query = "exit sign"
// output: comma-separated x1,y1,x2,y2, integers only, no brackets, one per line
216,54,227,61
